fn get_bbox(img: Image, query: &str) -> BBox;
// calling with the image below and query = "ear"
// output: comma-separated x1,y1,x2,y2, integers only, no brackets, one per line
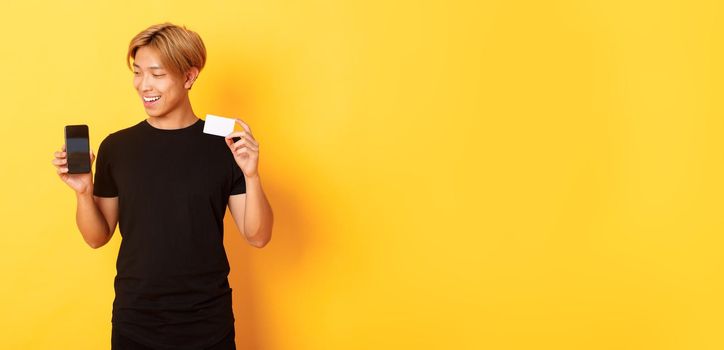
184,67,200,90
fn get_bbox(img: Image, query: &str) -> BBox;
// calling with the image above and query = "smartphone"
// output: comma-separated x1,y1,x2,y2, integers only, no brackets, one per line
64,125,91,174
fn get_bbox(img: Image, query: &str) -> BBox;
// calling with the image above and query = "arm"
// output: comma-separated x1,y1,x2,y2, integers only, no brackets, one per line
54,144,118,249
76,191,118,249
228,174,273,248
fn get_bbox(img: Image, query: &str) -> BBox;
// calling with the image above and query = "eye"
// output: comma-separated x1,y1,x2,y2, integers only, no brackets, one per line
133,71,140,75
153,74,166,78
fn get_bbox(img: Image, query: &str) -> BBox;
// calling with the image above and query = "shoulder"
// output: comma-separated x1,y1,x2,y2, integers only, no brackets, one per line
98,121,145,151
106,120,146,141
113,120,146,139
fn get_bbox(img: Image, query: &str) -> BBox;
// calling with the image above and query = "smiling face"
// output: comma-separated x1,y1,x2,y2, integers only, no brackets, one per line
132,46,196,118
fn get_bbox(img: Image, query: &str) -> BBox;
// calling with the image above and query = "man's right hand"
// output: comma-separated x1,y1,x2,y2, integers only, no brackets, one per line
53,144,96,195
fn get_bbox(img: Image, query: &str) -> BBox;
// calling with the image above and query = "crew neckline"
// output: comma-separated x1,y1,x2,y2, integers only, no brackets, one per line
142,118,202,133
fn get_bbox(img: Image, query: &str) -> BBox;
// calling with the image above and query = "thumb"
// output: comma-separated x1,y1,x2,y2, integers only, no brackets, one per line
90,150,96,165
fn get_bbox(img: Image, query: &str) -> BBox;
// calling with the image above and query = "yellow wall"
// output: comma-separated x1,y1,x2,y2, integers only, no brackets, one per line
2,0,724,348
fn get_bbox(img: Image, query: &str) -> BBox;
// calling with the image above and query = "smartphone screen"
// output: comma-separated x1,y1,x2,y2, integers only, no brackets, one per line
64,125,91,174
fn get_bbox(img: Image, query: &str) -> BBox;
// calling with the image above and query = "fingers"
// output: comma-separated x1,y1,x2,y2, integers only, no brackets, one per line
227,137,258,155
53,145,74,182
53,148,67,169
224,131,257,144
53,147,88,175
231,138,259,152
232,145,256,157
54,146,67,170
223,121,259,158
54,149,68,173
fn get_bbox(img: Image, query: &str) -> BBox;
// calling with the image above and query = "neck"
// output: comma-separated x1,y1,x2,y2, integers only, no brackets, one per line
146,97,198,129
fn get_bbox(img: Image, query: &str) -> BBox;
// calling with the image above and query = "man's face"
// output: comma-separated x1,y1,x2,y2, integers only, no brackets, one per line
132,46,188,118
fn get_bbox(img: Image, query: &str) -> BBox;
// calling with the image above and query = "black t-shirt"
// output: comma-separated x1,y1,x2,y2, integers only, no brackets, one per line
93,118,246,349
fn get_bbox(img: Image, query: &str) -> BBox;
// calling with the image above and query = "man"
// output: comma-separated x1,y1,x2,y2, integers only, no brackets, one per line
51,22,274,349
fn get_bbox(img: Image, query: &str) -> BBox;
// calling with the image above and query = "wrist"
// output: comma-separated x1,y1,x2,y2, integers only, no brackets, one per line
76,185,94,198
244,172,260,182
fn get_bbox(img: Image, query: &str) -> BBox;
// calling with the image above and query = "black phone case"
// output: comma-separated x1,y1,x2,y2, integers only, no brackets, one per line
64,125,91,174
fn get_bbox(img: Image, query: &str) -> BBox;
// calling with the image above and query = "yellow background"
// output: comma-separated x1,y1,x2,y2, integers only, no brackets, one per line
1,0,724,349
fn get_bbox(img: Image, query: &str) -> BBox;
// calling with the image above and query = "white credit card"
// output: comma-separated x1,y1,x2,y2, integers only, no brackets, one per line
203,114,236,137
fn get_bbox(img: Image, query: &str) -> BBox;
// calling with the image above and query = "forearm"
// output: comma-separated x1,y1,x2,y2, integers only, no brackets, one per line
243,174,273,247
76,188,110,249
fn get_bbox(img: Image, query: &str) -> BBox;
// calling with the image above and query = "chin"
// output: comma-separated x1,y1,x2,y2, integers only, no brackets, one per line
145,109,164,118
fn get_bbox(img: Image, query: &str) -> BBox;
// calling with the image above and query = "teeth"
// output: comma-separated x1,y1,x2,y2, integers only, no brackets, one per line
143,96,160,102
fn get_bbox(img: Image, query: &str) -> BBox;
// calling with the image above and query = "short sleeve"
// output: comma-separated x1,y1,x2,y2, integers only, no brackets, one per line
230,161,247,195
93,136,118,197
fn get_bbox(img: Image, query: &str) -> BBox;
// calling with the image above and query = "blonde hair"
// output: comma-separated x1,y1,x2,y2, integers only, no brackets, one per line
127,22,206,76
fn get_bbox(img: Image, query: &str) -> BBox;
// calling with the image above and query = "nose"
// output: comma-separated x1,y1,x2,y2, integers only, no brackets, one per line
138,74,153,92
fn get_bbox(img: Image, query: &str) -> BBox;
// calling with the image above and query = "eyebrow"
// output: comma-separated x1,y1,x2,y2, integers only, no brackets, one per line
132,63,164,70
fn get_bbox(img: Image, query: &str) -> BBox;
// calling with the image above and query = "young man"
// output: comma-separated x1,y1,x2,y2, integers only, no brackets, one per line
51,23,273,349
